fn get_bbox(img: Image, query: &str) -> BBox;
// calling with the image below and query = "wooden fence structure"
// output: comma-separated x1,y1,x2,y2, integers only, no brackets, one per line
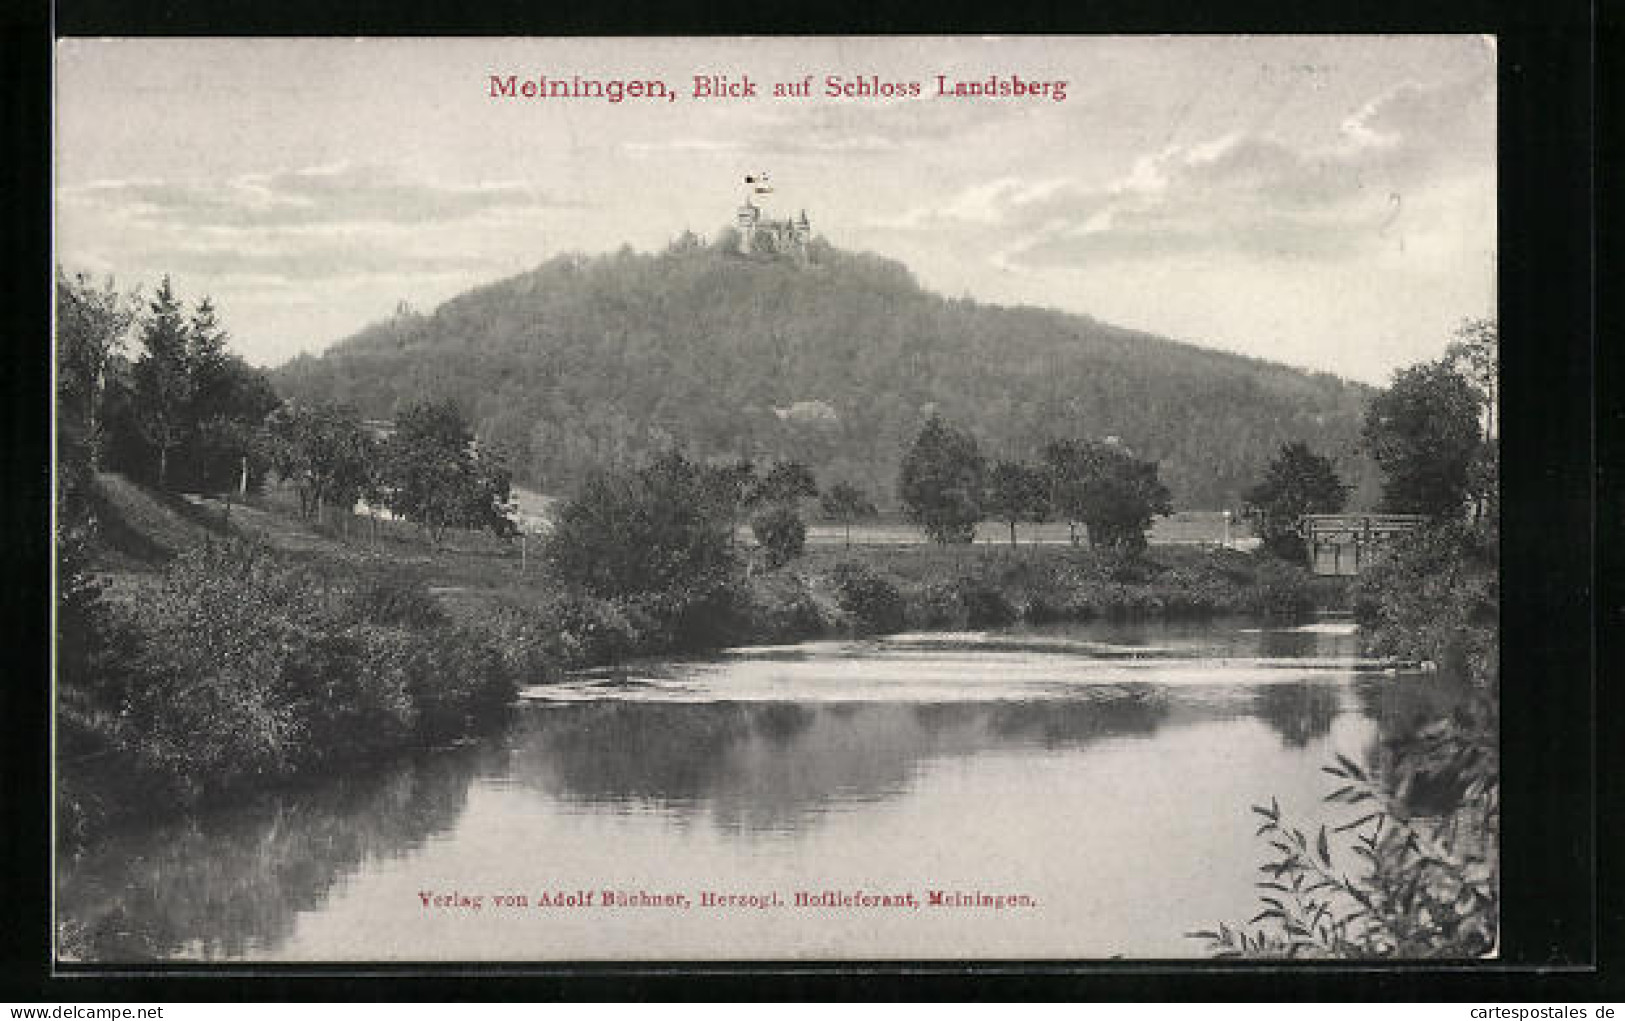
1298,513,1428,576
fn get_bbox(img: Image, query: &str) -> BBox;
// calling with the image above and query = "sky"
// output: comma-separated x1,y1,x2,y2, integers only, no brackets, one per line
54,36,1496,383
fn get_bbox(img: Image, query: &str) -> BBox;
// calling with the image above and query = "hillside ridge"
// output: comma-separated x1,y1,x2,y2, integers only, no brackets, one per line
274,238,1377,507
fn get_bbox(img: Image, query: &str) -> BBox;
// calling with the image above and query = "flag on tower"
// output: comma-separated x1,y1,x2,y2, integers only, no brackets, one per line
745,172,773,193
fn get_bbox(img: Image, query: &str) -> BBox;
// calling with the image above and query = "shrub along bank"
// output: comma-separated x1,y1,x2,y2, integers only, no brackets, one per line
58,540,520,847
61,514,1336,848
474,542,1339,676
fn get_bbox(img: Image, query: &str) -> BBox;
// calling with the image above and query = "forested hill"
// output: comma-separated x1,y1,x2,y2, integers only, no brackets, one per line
273,236,1376,508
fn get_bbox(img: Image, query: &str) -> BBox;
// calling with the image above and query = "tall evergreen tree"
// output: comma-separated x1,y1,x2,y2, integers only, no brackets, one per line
131,277,193,488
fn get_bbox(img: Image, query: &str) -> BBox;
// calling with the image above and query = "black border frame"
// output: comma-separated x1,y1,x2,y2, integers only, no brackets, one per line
5,0,1610,1001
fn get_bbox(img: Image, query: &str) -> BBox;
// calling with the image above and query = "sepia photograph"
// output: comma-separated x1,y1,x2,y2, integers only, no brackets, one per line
52,35,1502,963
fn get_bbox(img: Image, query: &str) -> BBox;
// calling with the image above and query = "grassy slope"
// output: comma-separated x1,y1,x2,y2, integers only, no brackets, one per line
90,475,1252,586
88,473,527,604
87,473,1335,633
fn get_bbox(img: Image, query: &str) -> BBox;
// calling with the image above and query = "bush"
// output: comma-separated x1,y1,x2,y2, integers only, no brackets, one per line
407,627,518,742
1252,557,1315,619
954,575,1017,628
1193,729,1497,959
527,589,643,668
1098,549,1157,584
634,581,752,653
62,541,517,823
343,565,447,630
283,625,418,767
906,581,963,630
740,575,830,644
484,605,567,682
829,561,907,634
1154,566,1239,615
1352,520,1497,685
121,543,317,800
542,451,738,600
750,506,807,570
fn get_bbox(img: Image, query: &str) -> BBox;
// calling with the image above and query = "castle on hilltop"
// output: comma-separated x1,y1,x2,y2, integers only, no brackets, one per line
735,199,811,258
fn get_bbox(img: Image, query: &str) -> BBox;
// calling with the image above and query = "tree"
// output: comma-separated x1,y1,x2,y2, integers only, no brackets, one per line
1243,442,1351,563
543,450,737,599
899,416,986,544
461,444,518,538
130,277,193,488
754,460,819,507
1443,319,1499,523
265,402,376,524
81,280,277,492
751,505,807,569
186,333,281,497
269,242,1381,513
1443,318,1497,440
819,481,878,547
985,460,1051,547
56,269,136,473
1362,361,1482,519
739,459,818,566
188,362,281,493
1043,438,1101,545
1043,438,1172,551
194,416,266,518
380,400,512,545
699,459,759,542
185,297,230,392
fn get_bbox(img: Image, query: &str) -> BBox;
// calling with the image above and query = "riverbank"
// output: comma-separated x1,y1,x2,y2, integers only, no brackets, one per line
86,474,1346,666
420,528,1351,684
58,613,1411,962
64,473,1349,847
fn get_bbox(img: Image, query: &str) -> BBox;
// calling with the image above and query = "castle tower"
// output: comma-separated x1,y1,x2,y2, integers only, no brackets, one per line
737,185,812,261
735,199,762,253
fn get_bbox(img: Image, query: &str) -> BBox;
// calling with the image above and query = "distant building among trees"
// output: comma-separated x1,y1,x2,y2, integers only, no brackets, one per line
734,199,811,258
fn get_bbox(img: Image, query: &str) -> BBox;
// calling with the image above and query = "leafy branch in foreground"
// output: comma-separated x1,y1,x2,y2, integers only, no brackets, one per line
1189,735,1498,959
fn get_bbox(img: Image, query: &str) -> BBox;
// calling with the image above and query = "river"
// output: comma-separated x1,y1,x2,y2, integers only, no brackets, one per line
56,616,1460,962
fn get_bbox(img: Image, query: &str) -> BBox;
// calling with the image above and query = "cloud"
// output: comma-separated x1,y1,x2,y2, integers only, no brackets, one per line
621,139,749,154
59,162,576,231
745,95,1026,154
116,232,505,280
873,70,1493,269
621,87,1034,160
1339,73,1494,163
55,160,583,304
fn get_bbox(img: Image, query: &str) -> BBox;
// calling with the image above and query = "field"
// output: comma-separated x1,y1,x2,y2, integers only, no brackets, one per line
799,510,1257,549
86,475,1271,623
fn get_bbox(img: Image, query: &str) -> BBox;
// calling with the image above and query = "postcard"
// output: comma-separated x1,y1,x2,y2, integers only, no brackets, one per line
52,35,1500,963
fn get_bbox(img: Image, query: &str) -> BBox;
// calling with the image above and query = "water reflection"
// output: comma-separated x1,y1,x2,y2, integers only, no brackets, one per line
511,696,1173,832
57,748,482,961
1253,681,1342,748
56,617,1449,963
1350,672,1482,813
